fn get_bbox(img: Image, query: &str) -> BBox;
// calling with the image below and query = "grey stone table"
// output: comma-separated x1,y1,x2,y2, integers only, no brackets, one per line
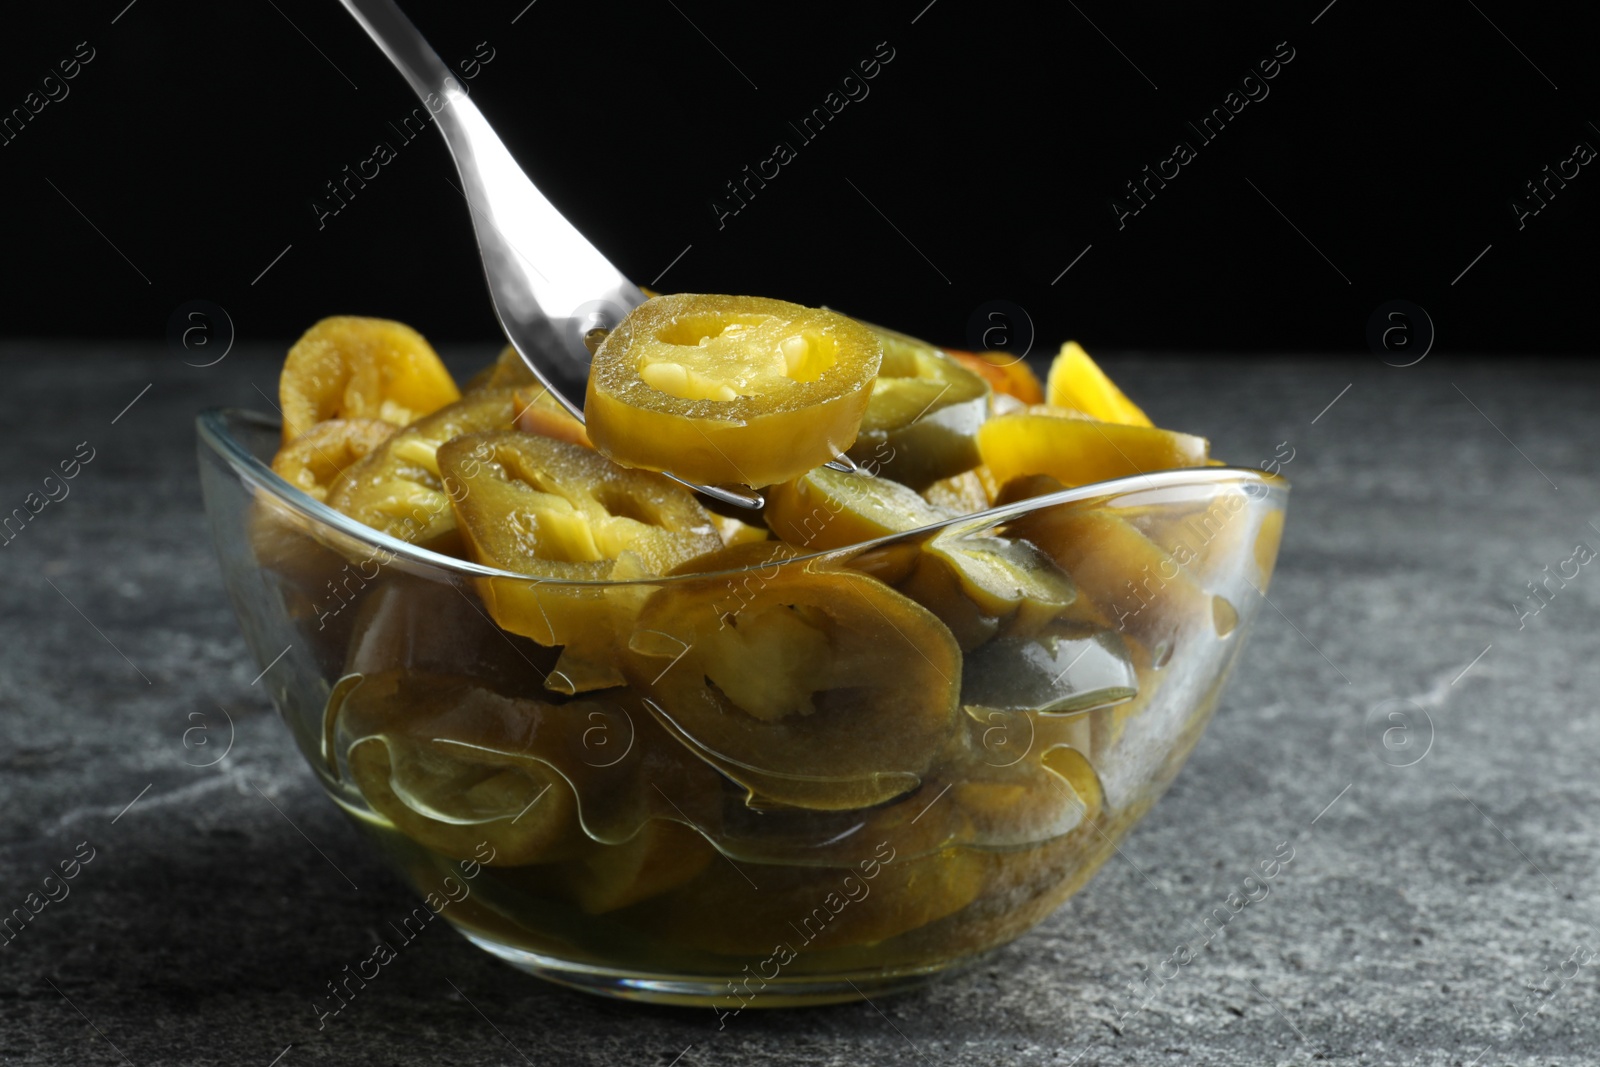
2,344,1596,1067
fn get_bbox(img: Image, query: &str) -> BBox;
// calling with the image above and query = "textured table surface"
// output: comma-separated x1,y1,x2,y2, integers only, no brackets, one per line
2,344,1596,1067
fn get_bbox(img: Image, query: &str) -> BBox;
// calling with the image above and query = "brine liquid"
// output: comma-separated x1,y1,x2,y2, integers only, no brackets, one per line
352,811,1117,1001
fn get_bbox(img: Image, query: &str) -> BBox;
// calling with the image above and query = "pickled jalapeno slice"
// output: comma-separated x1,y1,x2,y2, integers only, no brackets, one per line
929,531,1077,627
666,539,800,579
439,430,720,583
437,430,721,692
921,469,992,515
846,326,992,488
348,737,580,866
324,388,519,550
270,418,395,502
558,821,717,915
342,576,559,695
330,670,726,856
585,293,883,488
766,466,1075,649
764,464,946,551
1011,507,1209,650
279,316,461,443
333,673,583,866
901,529,1079,648
960,624,1137,715
624,565,961,810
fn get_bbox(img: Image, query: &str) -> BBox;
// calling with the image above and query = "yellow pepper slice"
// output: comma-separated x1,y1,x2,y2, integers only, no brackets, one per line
279,316,460,442
1044,341,1151,426
846,326,991,488
977,412,1209,488
585,293,882,487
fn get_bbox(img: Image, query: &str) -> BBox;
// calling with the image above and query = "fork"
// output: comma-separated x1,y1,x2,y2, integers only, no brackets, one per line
335,0,789,508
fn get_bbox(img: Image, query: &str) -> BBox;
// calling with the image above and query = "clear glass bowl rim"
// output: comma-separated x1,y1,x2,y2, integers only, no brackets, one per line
199,406,1290,588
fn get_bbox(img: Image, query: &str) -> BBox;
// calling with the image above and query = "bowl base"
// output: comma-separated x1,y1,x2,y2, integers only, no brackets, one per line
462,932,964,1008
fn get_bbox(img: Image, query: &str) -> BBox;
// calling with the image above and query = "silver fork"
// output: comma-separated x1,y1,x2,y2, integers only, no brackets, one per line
335,0,797,508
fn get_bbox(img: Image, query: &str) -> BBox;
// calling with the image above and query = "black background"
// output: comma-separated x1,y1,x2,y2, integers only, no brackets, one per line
2,0,1595,354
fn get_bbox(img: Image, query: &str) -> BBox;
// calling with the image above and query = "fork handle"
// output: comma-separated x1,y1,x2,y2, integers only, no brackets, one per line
337,0,645,416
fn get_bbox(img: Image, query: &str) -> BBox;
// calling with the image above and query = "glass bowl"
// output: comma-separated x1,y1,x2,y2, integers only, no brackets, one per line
196,407,1287,1009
